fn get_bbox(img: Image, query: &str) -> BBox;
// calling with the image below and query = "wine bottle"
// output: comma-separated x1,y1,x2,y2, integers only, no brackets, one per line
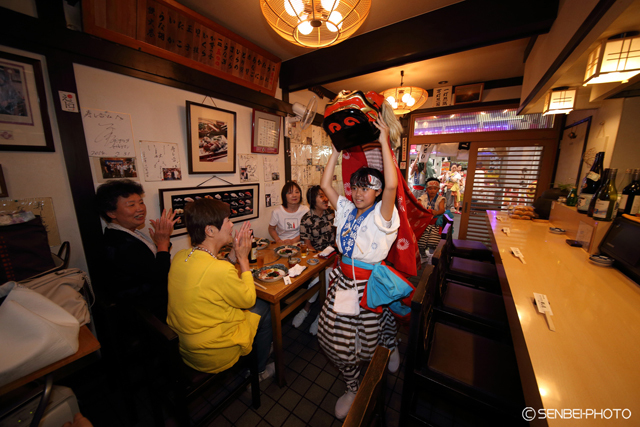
577,151,604,213
622,168,640,216
587,168,607,217
249,230,257,263
566,187,578,207
616,168,632,216
592,168,618,221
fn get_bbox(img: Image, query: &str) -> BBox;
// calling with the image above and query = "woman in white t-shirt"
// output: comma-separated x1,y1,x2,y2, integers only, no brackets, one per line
268,181,309,244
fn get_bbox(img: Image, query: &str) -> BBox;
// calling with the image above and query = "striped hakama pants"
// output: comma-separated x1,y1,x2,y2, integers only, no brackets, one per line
317,266,398,393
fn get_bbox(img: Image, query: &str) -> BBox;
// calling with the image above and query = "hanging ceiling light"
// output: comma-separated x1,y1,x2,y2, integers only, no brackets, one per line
260,0,371,48
542,87,577,115
583,32,640,85
381,71,428,115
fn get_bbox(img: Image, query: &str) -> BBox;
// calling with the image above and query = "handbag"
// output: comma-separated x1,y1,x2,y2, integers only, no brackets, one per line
0,282,80,388
20,268,93,326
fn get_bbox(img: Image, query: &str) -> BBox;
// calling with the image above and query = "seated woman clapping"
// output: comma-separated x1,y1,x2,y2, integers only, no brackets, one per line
167,198,274,379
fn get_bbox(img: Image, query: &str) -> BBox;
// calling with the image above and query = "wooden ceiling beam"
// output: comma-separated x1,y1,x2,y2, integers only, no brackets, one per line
279,0,558,92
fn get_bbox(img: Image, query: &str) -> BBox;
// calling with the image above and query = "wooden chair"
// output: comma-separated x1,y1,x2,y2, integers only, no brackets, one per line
134,307,260,427
400,263,525,426
343,346,391,427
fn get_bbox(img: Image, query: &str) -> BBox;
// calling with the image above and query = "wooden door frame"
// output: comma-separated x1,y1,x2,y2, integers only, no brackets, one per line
458,138,558,239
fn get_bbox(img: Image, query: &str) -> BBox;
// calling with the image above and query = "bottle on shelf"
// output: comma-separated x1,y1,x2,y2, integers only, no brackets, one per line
617,168,633,216
566,186,578,207
621,168,640,216
592,168,618,221
249,230,257,264
577,151,604,214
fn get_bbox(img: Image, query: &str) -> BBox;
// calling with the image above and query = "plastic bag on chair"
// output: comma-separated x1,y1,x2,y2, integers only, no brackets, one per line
0,282,80,388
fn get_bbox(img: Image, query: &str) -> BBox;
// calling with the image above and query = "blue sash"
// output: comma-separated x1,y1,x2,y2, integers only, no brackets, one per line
341,256,413,316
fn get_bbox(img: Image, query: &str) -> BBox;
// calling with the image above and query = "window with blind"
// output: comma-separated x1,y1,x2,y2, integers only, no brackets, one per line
466,145,544,246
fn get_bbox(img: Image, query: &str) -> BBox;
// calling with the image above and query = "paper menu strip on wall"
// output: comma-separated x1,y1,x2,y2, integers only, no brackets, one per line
82,109,136,158
139,140,181,182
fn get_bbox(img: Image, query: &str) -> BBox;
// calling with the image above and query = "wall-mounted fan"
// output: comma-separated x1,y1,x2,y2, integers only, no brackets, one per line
286,95,318,134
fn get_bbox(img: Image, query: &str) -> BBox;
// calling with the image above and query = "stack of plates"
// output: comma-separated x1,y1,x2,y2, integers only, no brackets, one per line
588,254,614,267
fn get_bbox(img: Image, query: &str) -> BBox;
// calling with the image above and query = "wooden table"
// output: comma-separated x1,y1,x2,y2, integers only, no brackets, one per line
0,325,101,395
239,242,336,387
485,211,640,426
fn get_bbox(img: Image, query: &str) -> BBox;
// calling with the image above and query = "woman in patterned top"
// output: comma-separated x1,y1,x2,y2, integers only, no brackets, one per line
319,108,402,420
291,186,336,335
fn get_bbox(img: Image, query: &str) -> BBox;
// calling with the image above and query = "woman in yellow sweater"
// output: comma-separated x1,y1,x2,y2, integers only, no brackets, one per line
167,198,274,379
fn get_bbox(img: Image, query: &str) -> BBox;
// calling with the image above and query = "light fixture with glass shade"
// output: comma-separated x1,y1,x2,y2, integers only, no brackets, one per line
260,0,371,48
583,32,640,85
381,71,428,115
542,87,577,115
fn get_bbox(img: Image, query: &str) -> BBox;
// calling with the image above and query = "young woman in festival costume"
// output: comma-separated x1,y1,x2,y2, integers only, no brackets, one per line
319,93,412,420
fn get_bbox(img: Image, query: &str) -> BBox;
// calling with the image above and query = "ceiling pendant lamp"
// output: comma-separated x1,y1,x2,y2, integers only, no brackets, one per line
583,32,640,85
542,87,577,115
381,71,428,115
260,0,371,48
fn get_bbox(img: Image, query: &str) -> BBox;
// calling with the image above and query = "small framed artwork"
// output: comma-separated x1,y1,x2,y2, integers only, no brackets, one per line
251,110,281,154
159,183,259,237
454,83,484,105
186,101,236,174
0,50,54,152
91,157,140,183
0,164,7,197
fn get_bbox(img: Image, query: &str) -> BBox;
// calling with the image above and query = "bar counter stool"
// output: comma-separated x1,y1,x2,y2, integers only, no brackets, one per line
434,254,510,338
400,264,526,426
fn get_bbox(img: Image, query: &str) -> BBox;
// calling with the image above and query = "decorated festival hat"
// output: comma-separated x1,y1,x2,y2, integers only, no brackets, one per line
322,90,384,152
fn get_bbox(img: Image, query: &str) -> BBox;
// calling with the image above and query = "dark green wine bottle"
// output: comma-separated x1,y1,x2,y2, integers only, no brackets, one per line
592,168,618,221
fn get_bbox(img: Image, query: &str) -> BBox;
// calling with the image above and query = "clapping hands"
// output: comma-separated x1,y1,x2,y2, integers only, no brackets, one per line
150,209,178,252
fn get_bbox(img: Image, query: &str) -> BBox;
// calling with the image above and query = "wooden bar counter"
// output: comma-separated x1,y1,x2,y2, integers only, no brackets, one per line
486,211,640,426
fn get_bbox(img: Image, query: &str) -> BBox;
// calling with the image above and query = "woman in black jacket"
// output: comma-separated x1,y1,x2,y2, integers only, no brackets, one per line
96,179,177,319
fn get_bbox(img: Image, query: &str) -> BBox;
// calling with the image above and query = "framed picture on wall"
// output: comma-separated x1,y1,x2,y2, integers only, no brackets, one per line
186,101,236,174
0,164,7,197
251,110,281,154
0,51,55,152
159,184,259,237
453,83,484,105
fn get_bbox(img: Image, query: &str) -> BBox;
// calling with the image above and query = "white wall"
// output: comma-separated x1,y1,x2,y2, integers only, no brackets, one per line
0,45,88,272
610,96,640,174
74,64,287,254
564,98,623,186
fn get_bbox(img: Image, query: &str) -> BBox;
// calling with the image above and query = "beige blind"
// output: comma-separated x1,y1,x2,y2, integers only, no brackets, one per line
467,146,544,246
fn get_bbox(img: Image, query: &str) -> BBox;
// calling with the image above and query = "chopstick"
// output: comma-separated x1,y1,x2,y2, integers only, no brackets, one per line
255,282,267,290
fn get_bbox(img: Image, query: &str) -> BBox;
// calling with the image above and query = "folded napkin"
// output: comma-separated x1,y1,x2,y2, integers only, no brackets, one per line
287,264,307,277
318,246,335,258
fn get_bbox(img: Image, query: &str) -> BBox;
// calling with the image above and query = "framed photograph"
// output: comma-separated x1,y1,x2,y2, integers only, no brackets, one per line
91,157,140,183
0,51,54,152
251,110,281,154
186,101,236,174
159,183,259,238
0,164,7,197
453,83,484,105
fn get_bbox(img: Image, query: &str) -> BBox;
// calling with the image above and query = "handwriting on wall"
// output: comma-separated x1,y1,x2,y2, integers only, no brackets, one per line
82,109,136,158
139,140,181,181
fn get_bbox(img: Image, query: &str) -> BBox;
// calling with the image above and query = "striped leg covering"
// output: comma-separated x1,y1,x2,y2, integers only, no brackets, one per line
317,267,398,393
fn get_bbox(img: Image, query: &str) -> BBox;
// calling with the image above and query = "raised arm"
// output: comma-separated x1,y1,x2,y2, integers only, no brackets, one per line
373,116,398,221
321,147,341,209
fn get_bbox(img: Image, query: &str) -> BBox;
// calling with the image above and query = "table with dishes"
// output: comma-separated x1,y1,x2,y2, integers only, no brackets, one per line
485,210,640,426
228,239,336,387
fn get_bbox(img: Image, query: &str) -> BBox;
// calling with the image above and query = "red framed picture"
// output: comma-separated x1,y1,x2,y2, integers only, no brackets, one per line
251,110,281,154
